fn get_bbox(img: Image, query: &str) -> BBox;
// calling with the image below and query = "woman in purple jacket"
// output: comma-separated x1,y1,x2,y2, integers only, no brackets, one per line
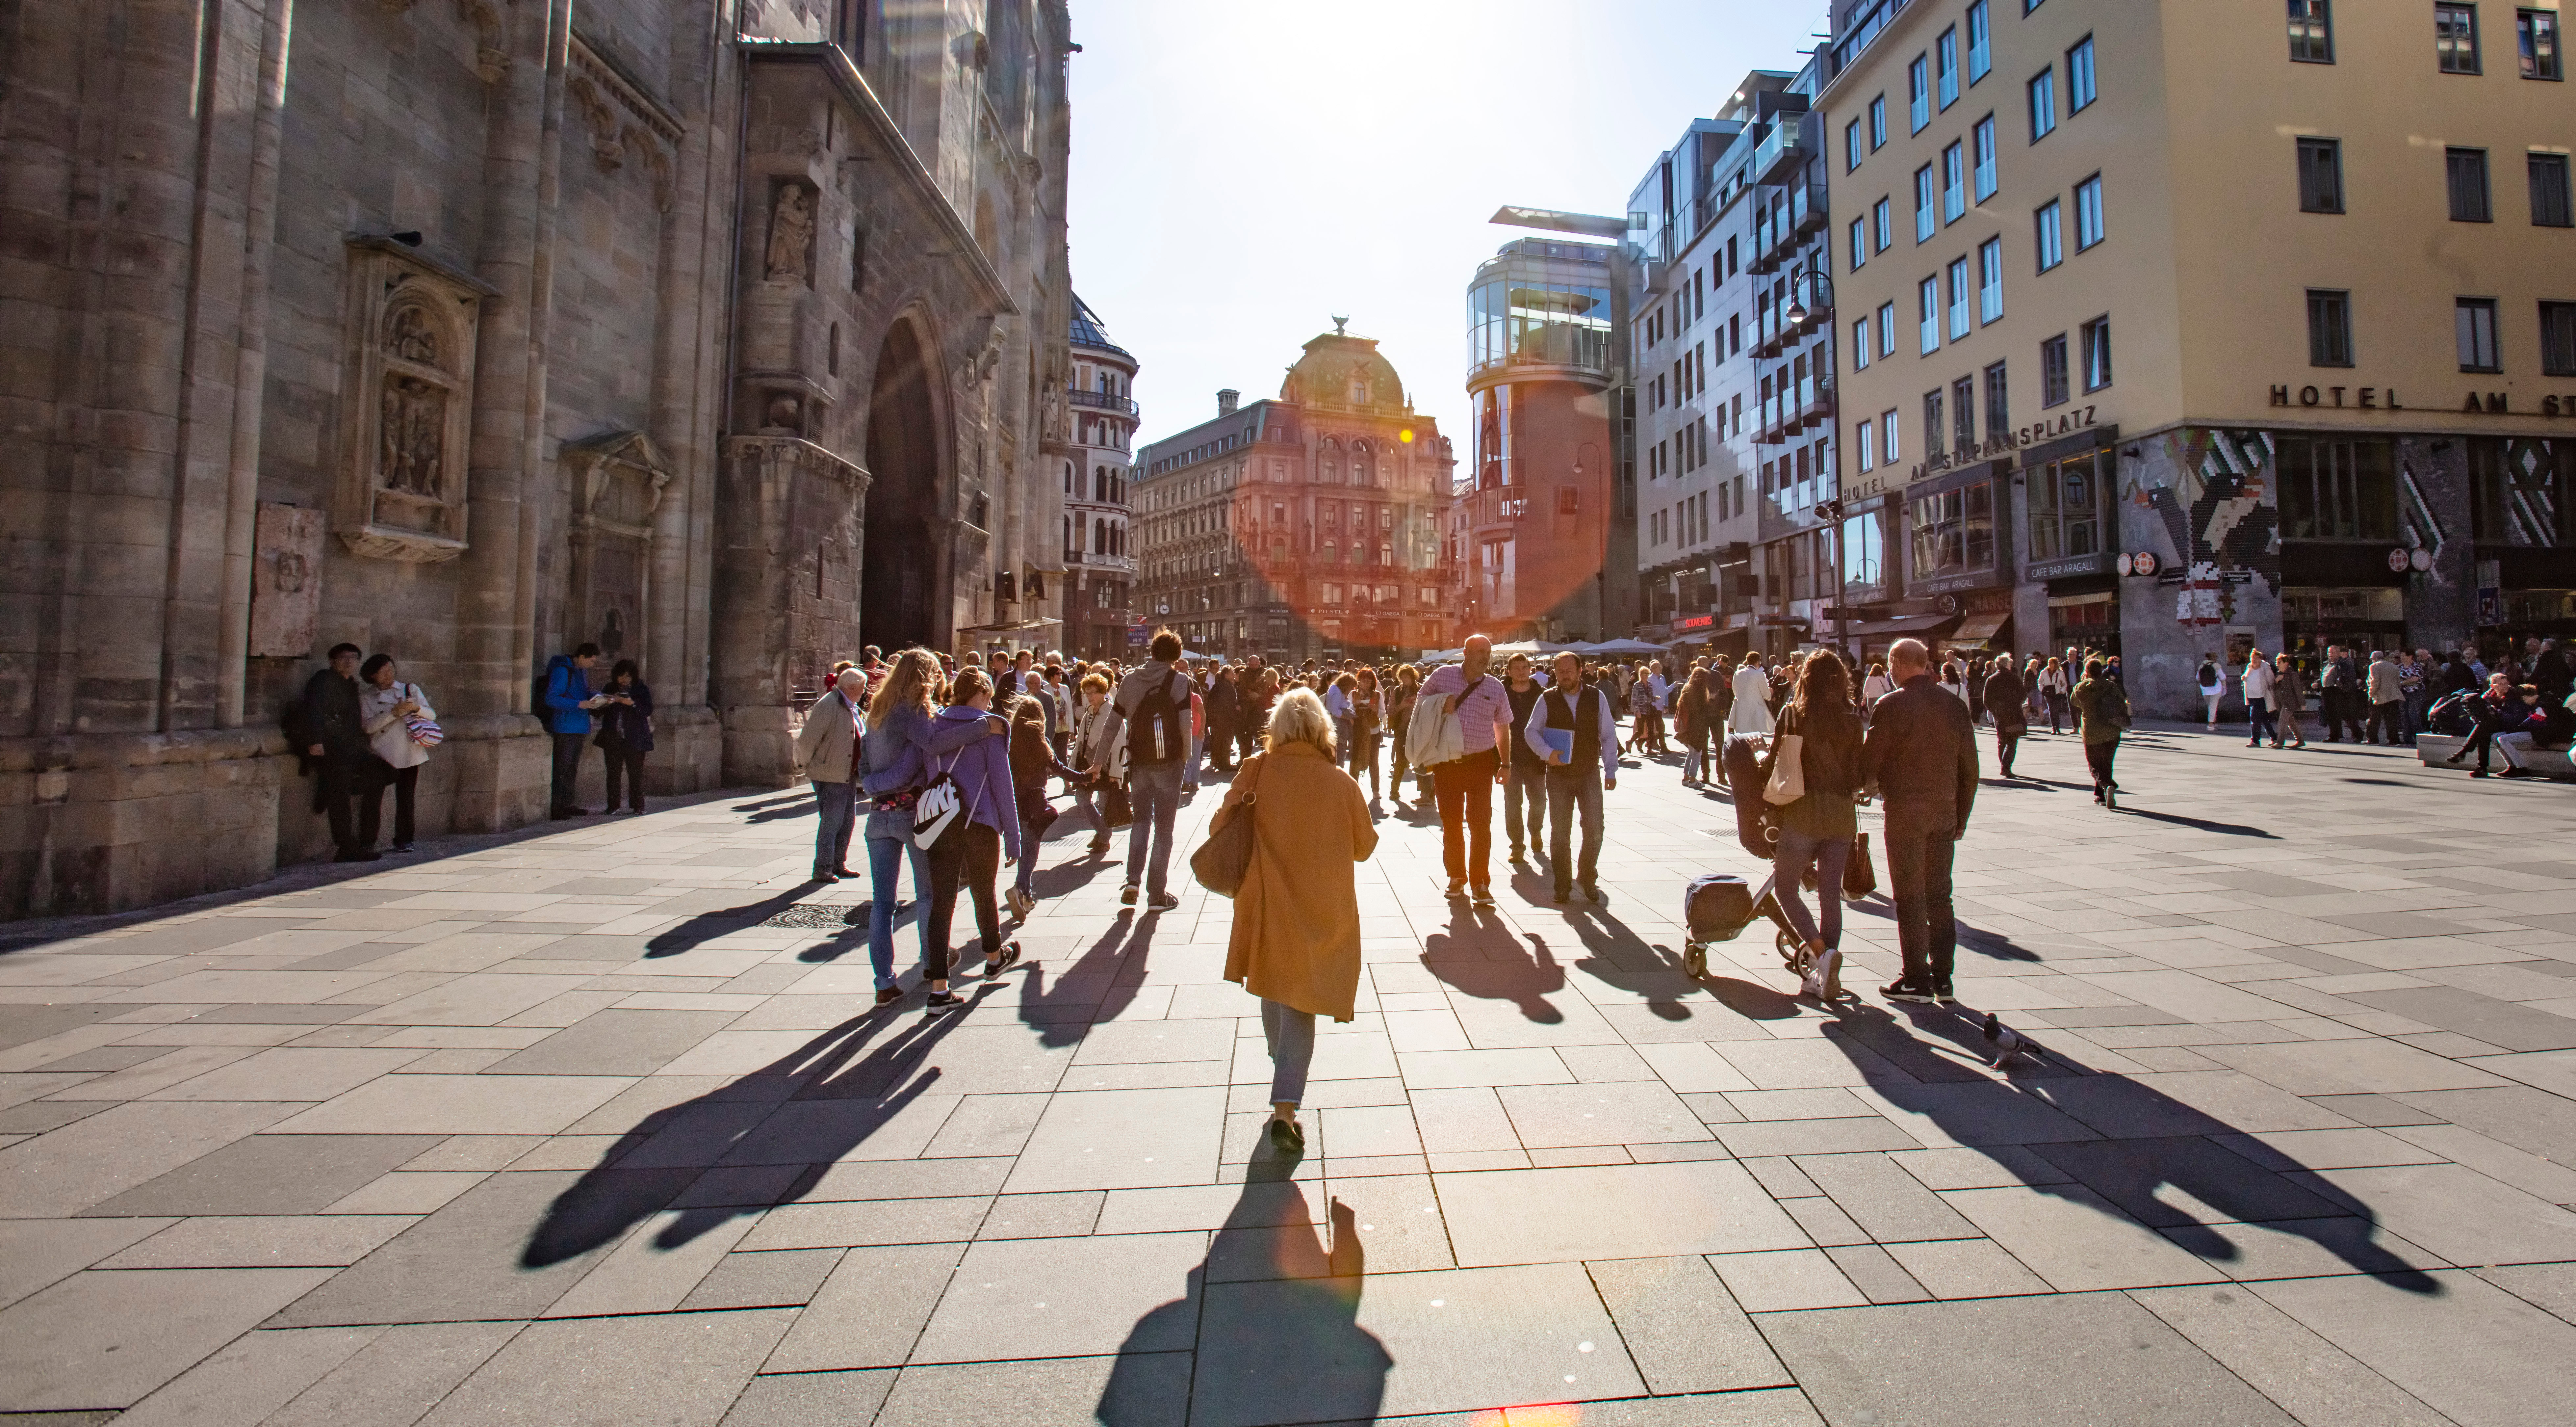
919,667,1023,1010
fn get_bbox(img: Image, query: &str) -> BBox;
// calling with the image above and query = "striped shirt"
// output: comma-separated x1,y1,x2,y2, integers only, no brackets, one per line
1418,665,1513,758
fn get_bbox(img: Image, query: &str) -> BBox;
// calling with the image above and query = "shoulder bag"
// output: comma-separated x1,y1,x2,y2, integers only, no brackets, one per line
1762,720,1807,806
1188,756,1264,897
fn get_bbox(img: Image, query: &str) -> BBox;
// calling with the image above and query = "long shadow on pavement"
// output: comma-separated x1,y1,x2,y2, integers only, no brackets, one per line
1803,992,2440,1293
1017,907,1158,1048
1421,900,1564,1023
1098,1149,1388,1427
519,988,992,1267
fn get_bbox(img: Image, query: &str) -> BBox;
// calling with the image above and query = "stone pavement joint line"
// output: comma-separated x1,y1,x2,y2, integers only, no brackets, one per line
1,724,2573,1424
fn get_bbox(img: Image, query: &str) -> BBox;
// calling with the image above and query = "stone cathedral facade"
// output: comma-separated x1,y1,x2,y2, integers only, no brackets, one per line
0,0,1077,917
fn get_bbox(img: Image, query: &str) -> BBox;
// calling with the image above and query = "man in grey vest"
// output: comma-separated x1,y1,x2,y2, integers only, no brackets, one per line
1529,652,1620,904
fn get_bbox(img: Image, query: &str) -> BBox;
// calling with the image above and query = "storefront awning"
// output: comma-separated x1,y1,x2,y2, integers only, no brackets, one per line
1845,613,1957,638
1949,612,2010,647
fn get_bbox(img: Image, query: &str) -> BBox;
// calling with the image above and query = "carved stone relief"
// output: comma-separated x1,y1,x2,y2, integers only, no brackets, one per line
249,502,325,657
562,430,674,669
766,183,814,283
336,242,485,562
566,38,683,210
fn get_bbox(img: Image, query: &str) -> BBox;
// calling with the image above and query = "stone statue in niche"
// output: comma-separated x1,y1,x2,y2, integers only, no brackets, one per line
766,184,813,283
386,304,438,364
381,375,446,497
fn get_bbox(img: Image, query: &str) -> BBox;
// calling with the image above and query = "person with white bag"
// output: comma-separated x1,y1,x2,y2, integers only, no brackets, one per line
1762,651,1863,996
358,653,438,854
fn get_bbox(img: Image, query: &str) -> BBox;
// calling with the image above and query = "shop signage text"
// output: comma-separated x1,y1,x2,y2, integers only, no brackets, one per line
2267,385,2576,417
2028,552,2114,581
1673,613,1716,633
1906,406,2101,484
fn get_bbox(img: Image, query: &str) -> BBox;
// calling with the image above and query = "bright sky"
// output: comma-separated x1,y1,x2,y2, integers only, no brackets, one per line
1064,0,1829,460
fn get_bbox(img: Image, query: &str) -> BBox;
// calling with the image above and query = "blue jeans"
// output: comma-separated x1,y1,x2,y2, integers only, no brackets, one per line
812,781,857,873
1774,829,1852,951
865,832,931,991
2246,697,2275,744
1262,998,1316,1106
1125,762,1183,896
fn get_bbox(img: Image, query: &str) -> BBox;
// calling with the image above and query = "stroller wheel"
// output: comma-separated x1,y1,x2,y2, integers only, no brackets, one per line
1684,943,1709,978
1776,927,1808,974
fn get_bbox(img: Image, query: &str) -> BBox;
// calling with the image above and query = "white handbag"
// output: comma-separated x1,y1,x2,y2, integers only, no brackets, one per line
1762,732,1806,806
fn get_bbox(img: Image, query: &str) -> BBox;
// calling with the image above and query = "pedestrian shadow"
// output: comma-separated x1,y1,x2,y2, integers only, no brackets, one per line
1558,912,1696,1021
1422,904,1563,1023
2113,808,2280,839
739,797,821,824
1096,1152,1388,1427
643,885,819,957
794,900,919,964
1815,996,2440,1294
1016,911,1156,1048
731,792,811,812
518,987,991,1267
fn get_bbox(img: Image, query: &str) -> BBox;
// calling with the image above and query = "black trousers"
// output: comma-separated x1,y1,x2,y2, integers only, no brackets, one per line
601,744,647,811
924,822,1002,982
2368,700,2405,745
368,762,420,847
550,732,587,812
1995,730,2022,776
321,759,380,850
1206,721,1236,770
2084,735,2120,791
1883,810,1959,986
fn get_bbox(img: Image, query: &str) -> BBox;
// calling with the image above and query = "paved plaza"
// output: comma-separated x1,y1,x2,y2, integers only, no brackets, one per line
3,724,2574,1426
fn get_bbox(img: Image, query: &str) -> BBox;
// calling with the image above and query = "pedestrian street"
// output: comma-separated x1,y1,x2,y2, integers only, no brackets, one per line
2,723,2574,1426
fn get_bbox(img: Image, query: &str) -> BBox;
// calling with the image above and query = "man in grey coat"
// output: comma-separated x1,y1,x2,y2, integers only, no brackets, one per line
1860,638,1979,1004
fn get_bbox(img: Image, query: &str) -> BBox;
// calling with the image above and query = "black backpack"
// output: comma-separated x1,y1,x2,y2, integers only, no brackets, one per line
1127,670,1189,766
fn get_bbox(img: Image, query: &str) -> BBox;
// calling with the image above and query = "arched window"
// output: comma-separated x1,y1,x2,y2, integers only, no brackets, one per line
1064,460,1075,494
1323,540,1338,564
1379,542,1394,566
1094,465,1107,501
1094,517,1107,554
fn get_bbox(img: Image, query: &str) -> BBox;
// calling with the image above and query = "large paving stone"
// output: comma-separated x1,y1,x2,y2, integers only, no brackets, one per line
418,1308,793,1426
0,1267,332,1411
1437,1161,1808,1267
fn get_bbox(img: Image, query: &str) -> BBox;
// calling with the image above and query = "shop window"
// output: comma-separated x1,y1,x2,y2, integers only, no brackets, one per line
1910,478,1997,581
2025,452,2105,562
2469,437,2573,545
2277,436,2398,541
1843,510,1887,594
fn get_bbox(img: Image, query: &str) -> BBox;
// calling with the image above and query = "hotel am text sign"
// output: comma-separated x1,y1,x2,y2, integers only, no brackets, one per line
2266,384,2576,417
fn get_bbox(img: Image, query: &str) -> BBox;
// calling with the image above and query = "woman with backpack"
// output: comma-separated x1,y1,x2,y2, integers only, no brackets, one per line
357,653,437,854
859,651,1005,1007
2069,656,2131,807
917,667,1022,1009
1220,687,1378,1153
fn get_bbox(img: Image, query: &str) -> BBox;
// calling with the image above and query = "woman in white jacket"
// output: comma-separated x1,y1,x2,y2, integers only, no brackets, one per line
1069,672,1124,855
1729,657,1776,737
358,653,435,854
2239,650,2277,748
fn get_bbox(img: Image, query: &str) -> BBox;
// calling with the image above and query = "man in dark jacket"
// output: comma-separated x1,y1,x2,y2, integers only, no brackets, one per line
542,643,604,818
1203,667,1239,773
1861,637,1979,1003
301,642,379,862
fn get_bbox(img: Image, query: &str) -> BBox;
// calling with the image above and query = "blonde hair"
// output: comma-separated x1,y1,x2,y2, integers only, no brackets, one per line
1265,687,1336,758
867,649,940,724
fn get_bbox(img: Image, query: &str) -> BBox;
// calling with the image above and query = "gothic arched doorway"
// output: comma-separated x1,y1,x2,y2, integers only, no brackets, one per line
862,321,941,651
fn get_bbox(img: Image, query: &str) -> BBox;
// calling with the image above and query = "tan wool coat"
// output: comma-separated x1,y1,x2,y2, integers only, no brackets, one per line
1222,744,1379,1021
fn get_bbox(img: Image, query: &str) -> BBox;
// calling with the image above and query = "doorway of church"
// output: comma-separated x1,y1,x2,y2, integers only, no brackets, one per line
862,322,942,653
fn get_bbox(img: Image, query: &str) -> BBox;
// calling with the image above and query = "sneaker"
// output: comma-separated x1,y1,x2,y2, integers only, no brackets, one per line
388,843,414,854
811,867,839,883
2500,768,2537,780
1266,1117,1305,1153
1882,979,1937,1003
986,942,1023,977
1120,884,1138,906
874,987,903,1007
1088,836,1110,855
1934,978,1959,1003
923,991,965,1013
1148,890,1181,910
1470,883,1495,906
1446,878,1467,898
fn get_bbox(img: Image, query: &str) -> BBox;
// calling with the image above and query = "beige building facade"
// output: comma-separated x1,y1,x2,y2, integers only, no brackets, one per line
0,0,1077,917
1822,0,2573,711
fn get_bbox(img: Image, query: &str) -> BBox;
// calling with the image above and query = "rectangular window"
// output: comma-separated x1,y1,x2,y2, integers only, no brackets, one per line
2437,3,2482,72
1870,94,1888,149
1883,409,1901,462
1968,1,1993,81
2545,301,2576,375
1920,277,1942,353
1924,388,1947,459
1948,257,1973,339
2278,436,2398,540
1846,119,1863,172
1973,116,1998,200
2074,174,2106,249
1878,301,1898,357
1984,360,2010,436
2290,0,2336,63
2308,289,2355,366
1874,196,1893,251
2298,137,2345,213
1979,238,2005,323
2532,153,2574,225
2035,198,2065,270
1953,377,1977,452
2068,36,2097,111
1857,419,1876,470
1910,54,1932,132
1915,165,1937,241
2080,317,2113,391
1910,479,1997,579
2029,68,2057,141
1854,316,1873,370
1942,142,1966,222
2027,452,2104,561
1850,217,1868,269
2041,333,2071,406
1938,27,1961,109
2449,147,2493,221
2457,296,2502,371
2522,8,2561,77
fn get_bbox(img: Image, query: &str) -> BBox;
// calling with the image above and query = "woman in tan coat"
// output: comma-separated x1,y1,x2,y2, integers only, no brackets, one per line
1222,687,1378,1152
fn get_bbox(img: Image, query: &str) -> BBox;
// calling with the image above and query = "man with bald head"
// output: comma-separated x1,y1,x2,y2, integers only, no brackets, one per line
1861,637,1979,1003
1416,633,1514,903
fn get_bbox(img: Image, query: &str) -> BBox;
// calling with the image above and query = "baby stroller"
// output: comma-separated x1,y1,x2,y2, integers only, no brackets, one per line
1679,736,1803,980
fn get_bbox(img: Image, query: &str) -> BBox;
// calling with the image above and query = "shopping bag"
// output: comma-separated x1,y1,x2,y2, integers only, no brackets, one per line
1762,732,1805,806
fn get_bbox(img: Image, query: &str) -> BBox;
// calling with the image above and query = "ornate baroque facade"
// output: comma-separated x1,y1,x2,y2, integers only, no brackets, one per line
0,0,1076,917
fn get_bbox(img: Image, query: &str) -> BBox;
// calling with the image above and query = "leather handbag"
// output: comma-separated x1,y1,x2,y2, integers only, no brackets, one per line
1842,831,1877,902
1189,757,1263,897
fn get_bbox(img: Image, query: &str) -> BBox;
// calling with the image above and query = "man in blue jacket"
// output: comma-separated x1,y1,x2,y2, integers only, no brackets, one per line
543,643,605,818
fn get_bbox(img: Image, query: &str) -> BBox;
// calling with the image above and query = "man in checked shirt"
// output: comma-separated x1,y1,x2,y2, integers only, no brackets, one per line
1416,634,1515,904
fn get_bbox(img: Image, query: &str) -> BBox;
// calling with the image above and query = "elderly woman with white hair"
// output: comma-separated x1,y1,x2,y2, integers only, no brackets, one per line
1219,687,1378,1153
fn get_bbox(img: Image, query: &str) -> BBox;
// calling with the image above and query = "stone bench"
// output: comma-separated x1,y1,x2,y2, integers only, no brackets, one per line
2417,733,2576,780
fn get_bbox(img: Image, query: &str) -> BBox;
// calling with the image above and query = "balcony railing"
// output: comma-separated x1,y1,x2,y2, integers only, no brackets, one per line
1068,388,1138,414
1753,122,1804,185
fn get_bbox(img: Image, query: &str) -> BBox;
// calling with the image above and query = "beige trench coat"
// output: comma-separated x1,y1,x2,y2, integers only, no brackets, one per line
1221,744,1379,1021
